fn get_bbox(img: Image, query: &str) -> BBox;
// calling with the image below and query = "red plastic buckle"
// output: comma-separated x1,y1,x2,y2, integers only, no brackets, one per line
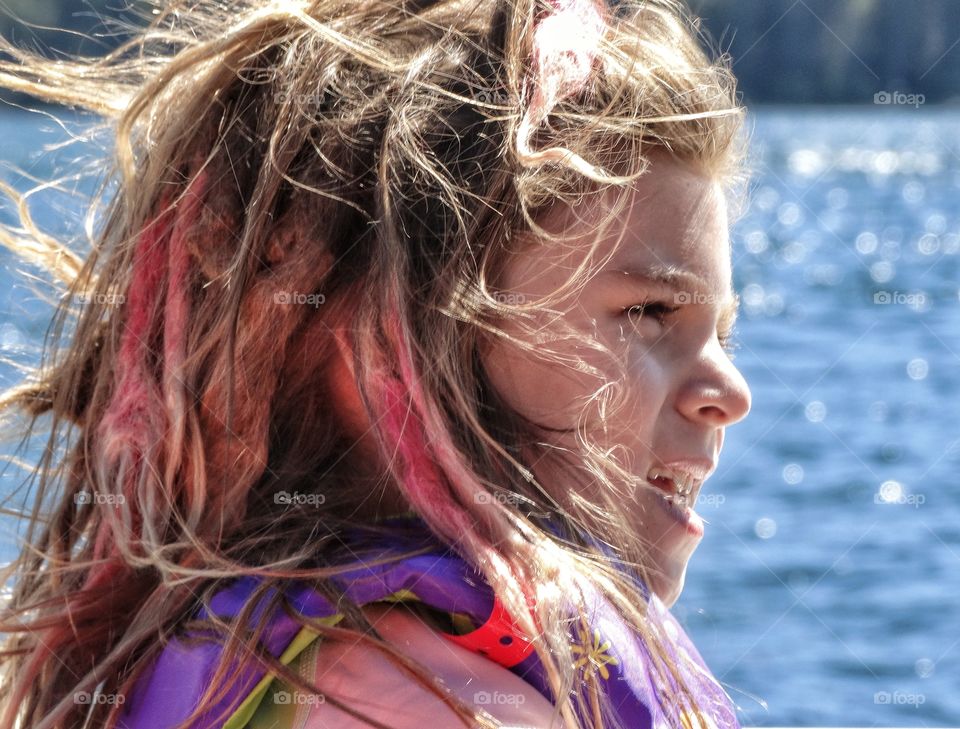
441,593,537,668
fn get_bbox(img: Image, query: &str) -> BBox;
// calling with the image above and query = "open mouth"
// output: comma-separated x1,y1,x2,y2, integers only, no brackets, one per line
645,465,700,507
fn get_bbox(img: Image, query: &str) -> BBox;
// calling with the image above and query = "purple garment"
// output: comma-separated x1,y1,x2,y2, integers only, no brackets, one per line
117,515,740,729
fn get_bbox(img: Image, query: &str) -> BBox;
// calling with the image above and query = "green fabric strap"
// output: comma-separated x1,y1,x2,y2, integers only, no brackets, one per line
220,617,343,729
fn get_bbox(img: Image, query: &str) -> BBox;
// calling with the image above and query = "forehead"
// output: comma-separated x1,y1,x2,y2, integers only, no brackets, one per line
534,157,732,283
606,160,729,275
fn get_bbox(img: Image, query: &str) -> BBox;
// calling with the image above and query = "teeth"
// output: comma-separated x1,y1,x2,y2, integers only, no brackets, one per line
647,466,695,498
667,492,688,507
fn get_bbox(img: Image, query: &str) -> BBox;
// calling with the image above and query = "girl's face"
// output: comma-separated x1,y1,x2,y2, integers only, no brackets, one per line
480,153,752,607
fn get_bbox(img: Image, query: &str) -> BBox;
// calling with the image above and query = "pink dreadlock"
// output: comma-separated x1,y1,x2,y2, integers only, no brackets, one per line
89,172,207,576
376,303,482,547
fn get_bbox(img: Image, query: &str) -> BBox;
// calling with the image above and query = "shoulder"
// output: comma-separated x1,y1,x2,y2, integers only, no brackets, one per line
294,602,571,729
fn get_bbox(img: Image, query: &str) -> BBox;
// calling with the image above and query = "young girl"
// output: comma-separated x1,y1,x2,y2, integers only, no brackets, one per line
0,0,752,727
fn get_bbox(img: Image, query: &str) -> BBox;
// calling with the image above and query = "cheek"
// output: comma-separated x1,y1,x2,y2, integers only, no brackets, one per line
480,323,671,441
593,342,672,453
622,343,670,408
481,338,598,430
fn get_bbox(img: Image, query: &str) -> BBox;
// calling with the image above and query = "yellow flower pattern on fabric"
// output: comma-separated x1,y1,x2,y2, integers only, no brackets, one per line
571,621,619,681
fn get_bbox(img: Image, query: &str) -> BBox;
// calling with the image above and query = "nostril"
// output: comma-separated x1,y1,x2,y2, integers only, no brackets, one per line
699,404,726,419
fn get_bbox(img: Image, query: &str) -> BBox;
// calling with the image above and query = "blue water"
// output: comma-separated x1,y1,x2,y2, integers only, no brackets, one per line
1,106,958,726
675,107,960,726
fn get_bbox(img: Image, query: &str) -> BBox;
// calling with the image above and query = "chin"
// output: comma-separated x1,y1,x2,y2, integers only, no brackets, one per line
634,504,700,608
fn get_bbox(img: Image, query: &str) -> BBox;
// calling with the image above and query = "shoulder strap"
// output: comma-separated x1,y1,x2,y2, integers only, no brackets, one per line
220,622,338,729
117,528,501,729
118,518,742,729
241,634,324,729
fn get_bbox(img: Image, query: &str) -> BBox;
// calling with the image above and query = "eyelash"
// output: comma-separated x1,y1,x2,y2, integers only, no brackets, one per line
623,301,679,326
623,301,739,360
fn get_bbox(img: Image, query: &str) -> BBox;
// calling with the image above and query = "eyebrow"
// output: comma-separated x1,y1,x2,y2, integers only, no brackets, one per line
605,263,710,291
602,264,740,329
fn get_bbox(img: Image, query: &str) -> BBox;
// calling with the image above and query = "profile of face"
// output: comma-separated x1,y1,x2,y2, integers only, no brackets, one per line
480,152,752,607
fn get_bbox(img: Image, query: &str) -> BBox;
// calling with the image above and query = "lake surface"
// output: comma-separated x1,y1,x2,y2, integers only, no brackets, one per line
1,106,958,726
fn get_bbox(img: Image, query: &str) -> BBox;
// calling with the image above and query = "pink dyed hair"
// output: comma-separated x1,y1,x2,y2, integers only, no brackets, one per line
89,172,208,579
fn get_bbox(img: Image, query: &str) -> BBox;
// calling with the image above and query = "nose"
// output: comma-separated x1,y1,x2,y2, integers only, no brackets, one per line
676,338,752,426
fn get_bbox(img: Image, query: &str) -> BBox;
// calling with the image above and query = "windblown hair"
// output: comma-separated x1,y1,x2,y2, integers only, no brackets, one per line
0,0,746,728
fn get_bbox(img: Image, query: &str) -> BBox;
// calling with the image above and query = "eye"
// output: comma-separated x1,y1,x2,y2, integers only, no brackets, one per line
622,300,680,326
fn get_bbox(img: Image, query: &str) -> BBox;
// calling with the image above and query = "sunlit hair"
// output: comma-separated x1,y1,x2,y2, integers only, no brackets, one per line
0,0,746,727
